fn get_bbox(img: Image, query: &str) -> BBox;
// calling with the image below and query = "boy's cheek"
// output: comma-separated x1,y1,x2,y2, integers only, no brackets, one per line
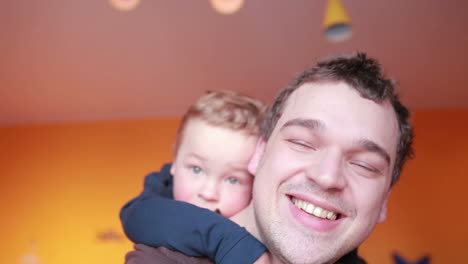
219,187,252,217
172,175,196,202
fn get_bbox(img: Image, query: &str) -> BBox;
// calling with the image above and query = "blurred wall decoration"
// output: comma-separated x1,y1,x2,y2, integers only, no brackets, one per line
392,253,430,264
210,0,245,15
108,0,141,11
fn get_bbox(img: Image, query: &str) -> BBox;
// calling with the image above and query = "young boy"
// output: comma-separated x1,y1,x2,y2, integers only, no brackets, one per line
120,91,268,264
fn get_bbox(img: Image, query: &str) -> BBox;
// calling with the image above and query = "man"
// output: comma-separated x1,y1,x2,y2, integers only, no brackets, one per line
126,53,414,264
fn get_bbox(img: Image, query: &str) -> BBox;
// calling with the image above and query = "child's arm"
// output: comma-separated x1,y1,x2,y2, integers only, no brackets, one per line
125,244,213,264
120,164,267,264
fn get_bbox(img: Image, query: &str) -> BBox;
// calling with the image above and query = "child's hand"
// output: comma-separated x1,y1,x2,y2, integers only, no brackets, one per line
253,252,271,264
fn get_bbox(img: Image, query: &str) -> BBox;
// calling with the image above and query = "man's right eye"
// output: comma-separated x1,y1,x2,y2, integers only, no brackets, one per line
191,166,202,174
287,139,316,151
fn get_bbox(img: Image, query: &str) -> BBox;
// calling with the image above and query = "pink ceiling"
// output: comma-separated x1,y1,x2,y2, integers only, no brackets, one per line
1,0,468,126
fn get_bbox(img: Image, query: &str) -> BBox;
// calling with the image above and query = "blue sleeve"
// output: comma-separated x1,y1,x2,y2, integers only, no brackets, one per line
120,164,267,264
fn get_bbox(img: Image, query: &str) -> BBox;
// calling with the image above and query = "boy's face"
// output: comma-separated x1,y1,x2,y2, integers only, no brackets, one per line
171,119,257,218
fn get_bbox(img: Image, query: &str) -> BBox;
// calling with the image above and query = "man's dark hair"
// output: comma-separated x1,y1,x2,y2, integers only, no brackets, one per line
261,53,414,186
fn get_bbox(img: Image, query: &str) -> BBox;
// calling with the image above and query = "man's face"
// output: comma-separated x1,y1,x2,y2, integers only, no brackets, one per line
249,82,399,263
171,119,257,218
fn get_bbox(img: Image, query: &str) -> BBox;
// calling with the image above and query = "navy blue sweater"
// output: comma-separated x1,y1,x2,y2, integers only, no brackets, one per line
120,163,267,264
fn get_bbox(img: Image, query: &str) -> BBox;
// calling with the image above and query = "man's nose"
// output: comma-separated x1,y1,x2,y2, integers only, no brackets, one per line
198,179,219,202
305,149,347,191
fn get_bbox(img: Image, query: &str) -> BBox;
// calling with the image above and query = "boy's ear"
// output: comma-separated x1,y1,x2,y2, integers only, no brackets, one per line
378,191,391,223
170,164,175,175
170,144,176,175
248,138,266,175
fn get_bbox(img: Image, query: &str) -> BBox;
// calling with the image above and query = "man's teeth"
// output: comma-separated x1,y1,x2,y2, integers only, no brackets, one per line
292,197,337,220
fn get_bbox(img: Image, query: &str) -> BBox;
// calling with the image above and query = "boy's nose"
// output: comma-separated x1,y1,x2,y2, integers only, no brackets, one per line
198,180,219,202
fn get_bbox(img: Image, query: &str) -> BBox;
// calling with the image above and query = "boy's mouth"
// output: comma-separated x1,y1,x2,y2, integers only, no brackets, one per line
291,197,340,220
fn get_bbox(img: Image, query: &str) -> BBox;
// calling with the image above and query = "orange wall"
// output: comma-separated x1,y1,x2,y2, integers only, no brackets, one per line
361,109,468,263
0,119,180,264
1,110,467,263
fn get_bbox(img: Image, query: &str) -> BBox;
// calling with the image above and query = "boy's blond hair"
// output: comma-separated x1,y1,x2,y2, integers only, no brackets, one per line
173,90,266,155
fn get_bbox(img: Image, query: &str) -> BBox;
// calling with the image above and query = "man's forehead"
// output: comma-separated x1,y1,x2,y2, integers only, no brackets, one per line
275,82,399,159
280,82,395,122
286,81,351,104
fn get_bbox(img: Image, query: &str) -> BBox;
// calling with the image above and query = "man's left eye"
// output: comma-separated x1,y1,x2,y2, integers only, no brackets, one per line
226,177,239,184
351,162,379,174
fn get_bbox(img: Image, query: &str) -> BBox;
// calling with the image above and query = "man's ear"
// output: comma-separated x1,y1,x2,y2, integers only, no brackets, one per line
378,191,391,223
248,138,266,175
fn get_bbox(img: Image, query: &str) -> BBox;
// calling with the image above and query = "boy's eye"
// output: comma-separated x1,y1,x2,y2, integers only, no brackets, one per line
226,177,239,184
191,166,202,174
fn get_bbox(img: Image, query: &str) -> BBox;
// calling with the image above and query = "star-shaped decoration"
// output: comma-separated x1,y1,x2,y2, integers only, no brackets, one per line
393,253,430,264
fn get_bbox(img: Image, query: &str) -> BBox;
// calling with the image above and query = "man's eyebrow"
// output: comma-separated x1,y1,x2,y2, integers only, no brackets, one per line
356,139,391,166
280,118,326,132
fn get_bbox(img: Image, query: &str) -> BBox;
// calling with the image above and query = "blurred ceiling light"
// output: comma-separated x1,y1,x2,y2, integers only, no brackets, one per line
323,0,352,42
210,0,245,15
109,0,141,11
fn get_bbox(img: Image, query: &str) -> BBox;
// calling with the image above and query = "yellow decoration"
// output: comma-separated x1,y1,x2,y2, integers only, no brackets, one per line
323,0,352,42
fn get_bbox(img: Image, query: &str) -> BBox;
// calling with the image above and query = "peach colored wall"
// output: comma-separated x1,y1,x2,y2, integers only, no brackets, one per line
0,119,179,264
361,109,468,263
1,110,467,263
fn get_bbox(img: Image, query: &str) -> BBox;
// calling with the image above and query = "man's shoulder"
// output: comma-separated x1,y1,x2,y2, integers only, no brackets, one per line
335,249,367,264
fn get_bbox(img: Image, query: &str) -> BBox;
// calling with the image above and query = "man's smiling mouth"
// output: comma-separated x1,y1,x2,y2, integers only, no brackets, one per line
291,197,339,220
